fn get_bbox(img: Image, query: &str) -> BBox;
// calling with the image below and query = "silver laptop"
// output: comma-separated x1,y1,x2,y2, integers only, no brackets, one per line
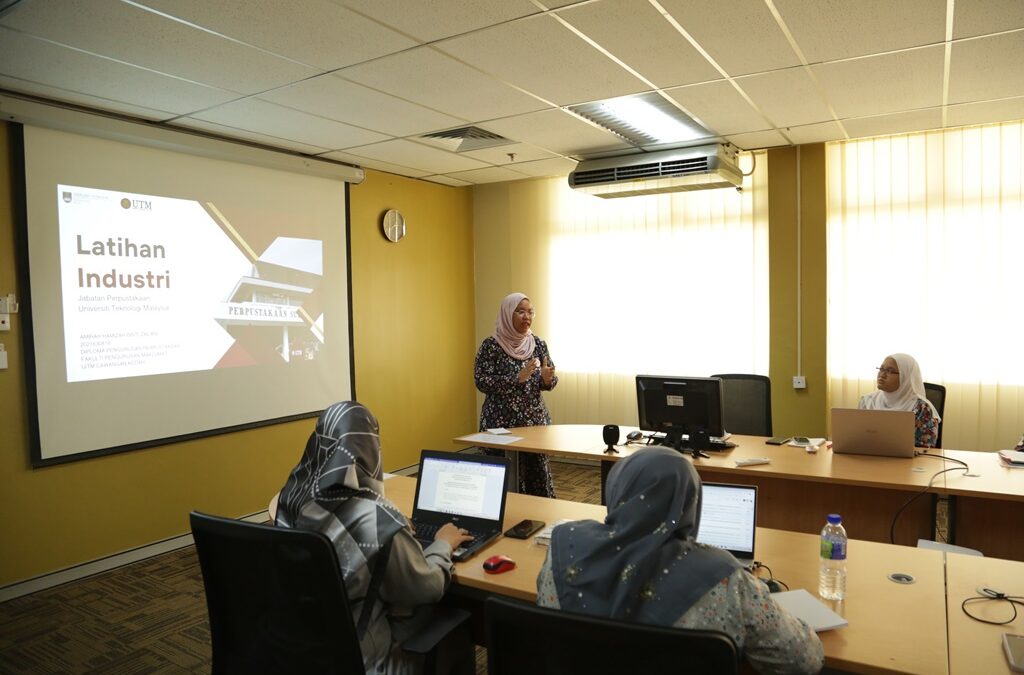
697,482,758,567
411,450,510,562
831,408,916,458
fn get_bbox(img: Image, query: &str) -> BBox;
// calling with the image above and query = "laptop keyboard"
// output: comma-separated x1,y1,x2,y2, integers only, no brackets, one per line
412,521,485,545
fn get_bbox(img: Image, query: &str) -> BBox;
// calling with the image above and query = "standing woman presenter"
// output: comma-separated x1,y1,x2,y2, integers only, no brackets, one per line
474,292,558,497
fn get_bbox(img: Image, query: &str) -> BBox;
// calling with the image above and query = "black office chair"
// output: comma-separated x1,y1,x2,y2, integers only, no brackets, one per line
484,596,739,675
711,373,773,437
190,511,473,675
923,382,946,448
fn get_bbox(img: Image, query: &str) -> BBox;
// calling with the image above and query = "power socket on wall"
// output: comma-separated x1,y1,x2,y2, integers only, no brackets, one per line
792,376,807,389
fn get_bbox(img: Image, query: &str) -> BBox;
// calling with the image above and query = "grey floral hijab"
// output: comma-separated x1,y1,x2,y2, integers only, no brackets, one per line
550,446,740,624
275,401,407,584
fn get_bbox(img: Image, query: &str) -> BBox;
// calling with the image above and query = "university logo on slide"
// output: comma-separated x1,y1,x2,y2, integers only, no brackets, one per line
62,191,72,203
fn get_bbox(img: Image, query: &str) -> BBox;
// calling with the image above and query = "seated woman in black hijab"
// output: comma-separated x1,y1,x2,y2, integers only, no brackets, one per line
275,401,472,675
536,447,823,675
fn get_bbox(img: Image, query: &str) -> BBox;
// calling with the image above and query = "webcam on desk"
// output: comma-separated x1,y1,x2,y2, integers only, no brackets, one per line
602,424,619,454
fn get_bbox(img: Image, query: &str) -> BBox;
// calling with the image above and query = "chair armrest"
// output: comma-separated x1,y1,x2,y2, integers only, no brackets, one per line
399,606,472,655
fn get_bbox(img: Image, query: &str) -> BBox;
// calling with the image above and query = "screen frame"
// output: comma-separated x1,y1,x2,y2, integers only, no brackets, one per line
635,374,726,443
12,123,358,467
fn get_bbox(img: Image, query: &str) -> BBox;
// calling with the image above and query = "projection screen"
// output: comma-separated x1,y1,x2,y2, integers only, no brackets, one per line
19,122,355,465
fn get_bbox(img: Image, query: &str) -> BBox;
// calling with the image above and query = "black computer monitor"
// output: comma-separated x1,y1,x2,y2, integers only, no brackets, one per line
636,375,725,455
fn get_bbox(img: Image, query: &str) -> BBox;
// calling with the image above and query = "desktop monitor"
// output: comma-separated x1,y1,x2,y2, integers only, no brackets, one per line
636,375,725,453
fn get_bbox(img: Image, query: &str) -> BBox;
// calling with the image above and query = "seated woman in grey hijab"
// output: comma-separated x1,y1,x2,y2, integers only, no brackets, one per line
536,447,824,675
275,401,473,675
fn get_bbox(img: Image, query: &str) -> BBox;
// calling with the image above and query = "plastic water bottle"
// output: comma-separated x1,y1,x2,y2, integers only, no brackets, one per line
818,513,847,601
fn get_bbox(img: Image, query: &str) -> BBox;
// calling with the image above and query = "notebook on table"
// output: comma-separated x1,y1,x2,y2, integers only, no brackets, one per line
410,450,510,562
831,408,916,458
696,482,758,567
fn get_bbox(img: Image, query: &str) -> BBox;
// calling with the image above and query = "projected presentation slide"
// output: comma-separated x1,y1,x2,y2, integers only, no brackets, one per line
59,184,325,383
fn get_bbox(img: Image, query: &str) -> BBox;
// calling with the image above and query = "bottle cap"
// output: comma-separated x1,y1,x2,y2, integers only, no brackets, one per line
827,513,842,524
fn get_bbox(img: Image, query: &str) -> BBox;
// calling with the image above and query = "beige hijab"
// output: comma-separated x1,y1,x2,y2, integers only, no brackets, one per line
493,292,536,360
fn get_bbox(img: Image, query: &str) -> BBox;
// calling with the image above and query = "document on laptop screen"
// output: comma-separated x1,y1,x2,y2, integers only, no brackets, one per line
697,484,756,552
417,457,505,520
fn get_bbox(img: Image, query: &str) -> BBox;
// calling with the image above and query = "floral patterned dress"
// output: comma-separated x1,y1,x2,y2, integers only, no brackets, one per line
474,335,558,497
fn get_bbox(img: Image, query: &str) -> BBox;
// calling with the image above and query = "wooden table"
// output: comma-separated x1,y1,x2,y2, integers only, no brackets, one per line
940,449,1024,560
945,553,1024,674
455,425,941,547
384,475,950,674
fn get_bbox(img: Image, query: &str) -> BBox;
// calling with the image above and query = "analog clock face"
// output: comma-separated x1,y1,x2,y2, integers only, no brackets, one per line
383,209,406,242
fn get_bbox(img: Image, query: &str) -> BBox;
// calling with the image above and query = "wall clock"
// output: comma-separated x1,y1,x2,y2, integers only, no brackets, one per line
382,209,406,243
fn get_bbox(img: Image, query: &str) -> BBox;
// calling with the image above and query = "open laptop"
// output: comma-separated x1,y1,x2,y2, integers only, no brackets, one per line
410,450,510,562
696,482,758,567
831,408,916,458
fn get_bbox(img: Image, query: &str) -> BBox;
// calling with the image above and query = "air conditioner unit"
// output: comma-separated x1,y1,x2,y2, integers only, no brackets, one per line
568,144,742,198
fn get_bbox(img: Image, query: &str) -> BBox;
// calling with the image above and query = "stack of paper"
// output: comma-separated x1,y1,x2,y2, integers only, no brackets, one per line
771,589,848,632
533,519,573,546
998,449,1024,468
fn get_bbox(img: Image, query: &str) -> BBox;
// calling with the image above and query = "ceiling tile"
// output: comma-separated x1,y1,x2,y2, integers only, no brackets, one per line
421,175,474,187
339,47,547,121
0,28,238,115
774,0,945,63
948,33,1024,104
812,46,944,119
735,68,833,128
321,150,431,178
340,0,541,43
555,0,720,88
842,108,943,140
135,0,417,70
259,73,465,137
457,142,559,165
0,75,176,121
344,139,491,174
664,80,769,136
189,98,389,149
509,157,579,178
446,166,532,184
946,97,1024,128
657,0,800,76
435,14,647,106
783,121,847,146
170,118,332,155
953,1,1024,39
723,129,789,151
1,0,317,95
482,109,630,157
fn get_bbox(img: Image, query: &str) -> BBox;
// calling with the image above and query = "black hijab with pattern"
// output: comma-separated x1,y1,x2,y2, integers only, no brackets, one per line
550,446,740,624
275,401,407,586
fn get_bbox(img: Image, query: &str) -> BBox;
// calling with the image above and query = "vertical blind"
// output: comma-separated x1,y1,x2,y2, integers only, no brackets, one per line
827,122,1024,451
537,152,769,426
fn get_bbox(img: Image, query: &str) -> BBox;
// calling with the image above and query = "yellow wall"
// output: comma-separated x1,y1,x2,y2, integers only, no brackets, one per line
0,122,476,586
768,145,829,437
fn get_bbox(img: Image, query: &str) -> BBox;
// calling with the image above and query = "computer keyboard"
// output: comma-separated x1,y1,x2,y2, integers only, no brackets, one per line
412,521,483,545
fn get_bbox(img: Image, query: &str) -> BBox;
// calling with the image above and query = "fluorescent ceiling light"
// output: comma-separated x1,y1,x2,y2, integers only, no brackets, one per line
570,93,711,147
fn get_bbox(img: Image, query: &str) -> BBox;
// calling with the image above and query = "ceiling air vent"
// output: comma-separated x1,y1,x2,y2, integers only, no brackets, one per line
568,144,741,198
419,126,513,153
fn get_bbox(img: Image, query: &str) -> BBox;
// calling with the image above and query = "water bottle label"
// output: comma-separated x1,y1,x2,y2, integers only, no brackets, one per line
821,539,846,560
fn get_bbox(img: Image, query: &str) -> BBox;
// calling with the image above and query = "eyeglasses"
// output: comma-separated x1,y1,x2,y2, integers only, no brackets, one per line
876,366,899,376
514,308,536,318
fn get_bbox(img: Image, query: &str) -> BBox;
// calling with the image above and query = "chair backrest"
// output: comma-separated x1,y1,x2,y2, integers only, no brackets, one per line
923,382,946,448
484,596,739,675
711,374,773,437
190,511,365,675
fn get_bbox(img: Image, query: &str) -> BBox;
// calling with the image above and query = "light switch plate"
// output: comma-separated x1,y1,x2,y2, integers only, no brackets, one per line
792,375,806,389
0,314,9,331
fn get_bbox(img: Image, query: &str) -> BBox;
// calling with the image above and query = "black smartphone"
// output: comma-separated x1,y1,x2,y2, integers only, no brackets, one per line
766,436,791,445
504,519,545,539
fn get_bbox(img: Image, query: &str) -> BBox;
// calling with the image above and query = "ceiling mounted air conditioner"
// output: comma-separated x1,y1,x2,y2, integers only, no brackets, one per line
568,144,742,198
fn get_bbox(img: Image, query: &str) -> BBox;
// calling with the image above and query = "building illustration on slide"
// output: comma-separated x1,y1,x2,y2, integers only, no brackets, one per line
212,235,324,366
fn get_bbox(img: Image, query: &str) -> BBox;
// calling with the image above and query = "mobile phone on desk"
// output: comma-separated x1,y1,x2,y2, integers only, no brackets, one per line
766,436,791,445
504,519,545,539
1005,633,1024,672
792,436,812,446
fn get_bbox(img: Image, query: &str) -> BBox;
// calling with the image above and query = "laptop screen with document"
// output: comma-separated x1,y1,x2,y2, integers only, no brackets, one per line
696,482,758,565
415,453,507,521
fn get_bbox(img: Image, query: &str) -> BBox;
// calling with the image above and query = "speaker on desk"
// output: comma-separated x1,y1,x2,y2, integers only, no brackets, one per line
602,424,620,454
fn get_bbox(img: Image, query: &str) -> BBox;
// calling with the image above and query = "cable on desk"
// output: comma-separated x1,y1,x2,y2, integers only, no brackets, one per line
961,587,1024,625
888,460,969,545
750,561,790,592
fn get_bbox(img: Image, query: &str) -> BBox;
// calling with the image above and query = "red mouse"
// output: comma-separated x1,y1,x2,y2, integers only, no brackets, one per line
483,555,516,574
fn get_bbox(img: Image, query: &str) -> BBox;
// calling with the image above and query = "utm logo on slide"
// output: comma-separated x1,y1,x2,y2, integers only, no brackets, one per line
62,191,72,203
121,197,152,210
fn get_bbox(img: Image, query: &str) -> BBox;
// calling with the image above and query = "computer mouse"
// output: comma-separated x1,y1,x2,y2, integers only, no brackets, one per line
626,430,644,442
483,555,516,574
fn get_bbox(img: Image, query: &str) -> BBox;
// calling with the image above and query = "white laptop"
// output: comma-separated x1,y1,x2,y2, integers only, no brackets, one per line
697,482,758,566
831,408,916,458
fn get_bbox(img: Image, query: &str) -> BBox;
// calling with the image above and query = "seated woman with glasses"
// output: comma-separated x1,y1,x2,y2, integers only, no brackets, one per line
536,447,824,675
859,353,940,448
